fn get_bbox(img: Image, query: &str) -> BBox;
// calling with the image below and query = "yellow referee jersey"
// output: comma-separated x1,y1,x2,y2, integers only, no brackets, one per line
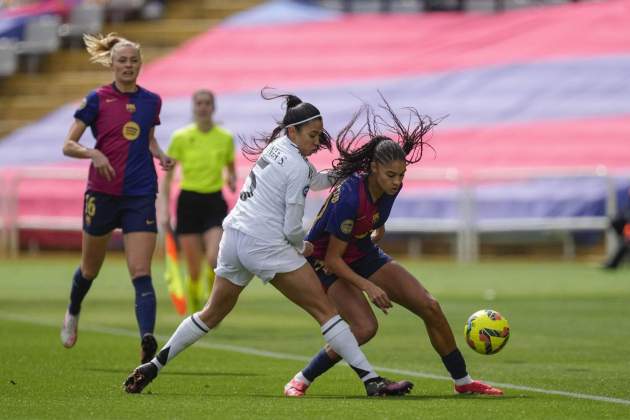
167,123,235,193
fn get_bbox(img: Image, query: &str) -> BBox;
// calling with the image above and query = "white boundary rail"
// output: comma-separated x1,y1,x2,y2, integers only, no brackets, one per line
466,167,618,261
0,166,625,260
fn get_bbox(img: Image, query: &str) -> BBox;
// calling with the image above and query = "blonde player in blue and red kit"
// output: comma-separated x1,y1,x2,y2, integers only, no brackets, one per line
60,33,174,363
284,100,503,397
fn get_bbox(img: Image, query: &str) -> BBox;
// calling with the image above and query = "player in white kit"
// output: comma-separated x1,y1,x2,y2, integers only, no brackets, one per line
124,92,413,397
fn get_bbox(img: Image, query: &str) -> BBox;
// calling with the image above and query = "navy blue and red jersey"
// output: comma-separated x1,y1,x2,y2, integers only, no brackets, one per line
74,83,162,196
307,173,400,263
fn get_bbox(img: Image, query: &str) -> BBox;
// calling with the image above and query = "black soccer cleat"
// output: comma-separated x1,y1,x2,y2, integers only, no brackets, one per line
365,377,414,397
123,362,158,394
140,333,158,364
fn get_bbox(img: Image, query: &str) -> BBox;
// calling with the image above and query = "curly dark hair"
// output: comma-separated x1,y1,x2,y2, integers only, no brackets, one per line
329,93,439,183
241,88,332,161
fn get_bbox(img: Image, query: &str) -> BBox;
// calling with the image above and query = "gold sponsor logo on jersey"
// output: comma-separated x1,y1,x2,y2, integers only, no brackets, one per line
77,98,87,111
122,121,140,141
340,219,354,235
126,103,136,113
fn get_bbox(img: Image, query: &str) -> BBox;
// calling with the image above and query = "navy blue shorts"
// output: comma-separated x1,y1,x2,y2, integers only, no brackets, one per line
308,247,392,290
82,190,157,236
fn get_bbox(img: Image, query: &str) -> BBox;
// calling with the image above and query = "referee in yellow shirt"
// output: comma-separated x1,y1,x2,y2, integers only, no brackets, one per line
160,90,236,312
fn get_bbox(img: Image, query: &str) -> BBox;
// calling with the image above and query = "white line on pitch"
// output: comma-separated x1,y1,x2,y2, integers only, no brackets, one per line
3,312,630,406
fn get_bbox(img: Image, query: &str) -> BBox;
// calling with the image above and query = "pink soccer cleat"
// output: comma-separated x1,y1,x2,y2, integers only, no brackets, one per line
455,380,503,396
284,378,310,397
60,310,79,348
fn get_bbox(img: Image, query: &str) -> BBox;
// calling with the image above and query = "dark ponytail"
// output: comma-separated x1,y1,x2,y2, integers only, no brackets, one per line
241,88,332,161
329,93,438,182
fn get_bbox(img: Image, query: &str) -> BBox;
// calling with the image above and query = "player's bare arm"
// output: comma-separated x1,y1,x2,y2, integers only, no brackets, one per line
225,160,237,192
324,234,392,313
62,119,115,181
149,128,174,171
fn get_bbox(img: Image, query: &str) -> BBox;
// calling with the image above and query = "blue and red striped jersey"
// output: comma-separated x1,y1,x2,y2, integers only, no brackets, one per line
307,173,399,263
74,83,162,196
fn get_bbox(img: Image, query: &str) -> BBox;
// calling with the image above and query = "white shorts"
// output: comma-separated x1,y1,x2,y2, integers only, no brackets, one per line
215,227,307,287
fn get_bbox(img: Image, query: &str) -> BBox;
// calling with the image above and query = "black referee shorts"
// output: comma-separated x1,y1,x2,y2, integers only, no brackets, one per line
176,189,228,234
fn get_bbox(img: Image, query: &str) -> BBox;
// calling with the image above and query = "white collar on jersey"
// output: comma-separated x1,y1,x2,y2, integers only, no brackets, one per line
279,135,299,151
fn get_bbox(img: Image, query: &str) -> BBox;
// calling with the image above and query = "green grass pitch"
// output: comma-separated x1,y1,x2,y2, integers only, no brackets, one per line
1,255,629,418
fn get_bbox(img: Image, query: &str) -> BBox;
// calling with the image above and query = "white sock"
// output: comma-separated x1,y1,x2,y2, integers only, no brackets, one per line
321,315,378,382
454,375,473,386
151,313,209,371
295,371,311,386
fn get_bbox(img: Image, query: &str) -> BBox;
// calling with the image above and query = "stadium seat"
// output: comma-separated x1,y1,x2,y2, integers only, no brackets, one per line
58,3,105,45
107,0,147,23
0,39,18,77
16,15,61,72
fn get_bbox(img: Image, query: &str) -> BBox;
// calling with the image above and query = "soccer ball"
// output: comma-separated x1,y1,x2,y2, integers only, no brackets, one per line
464,309,510,355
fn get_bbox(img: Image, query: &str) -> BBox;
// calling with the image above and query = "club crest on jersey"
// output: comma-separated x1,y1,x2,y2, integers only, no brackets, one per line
122,121,140,141
340,219,354,235
372,212,380,225
303,185,310,197
126,103,136,113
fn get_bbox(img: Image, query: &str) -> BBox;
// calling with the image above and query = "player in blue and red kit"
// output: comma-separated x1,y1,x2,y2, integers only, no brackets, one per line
284,100,503,397
60,33,174,363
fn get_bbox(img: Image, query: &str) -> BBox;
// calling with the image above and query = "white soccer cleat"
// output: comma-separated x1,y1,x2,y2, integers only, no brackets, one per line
60,310,79,348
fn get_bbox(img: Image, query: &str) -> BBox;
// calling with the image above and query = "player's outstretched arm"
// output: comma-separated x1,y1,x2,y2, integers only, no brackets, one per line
309,169,335,191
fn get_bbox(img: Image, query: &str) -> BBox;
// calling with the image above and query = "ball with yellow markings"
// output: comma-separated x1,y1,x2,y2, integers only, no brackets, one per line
464,309,510,355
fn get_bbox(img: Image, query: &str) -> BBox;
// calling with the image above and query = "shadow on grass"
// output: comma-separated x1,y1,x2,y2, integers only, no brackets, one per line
87,367,260,377
251,394,530,401
124,392,531,400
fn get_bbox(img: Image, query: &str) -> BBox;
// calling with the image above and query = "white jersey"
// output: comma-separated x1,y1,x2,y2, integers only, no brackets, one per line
224,136,329,246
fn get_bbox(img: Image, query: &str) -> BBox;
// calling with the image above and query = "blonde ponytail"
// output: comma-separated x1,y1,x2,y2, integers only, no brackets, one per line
83,33,141,67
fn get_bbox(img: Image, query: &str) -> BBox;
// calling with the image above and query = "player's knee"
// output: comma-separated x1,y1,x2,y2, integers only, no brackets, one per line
353,321,378,345
423,297,445,322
